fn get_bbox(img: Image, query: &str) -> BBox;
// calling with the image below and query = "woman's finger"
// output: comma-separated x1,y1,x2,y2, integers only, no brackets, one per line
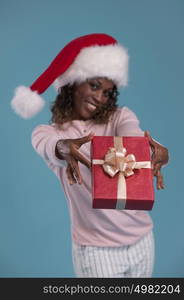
75,132,95,147
72,162,83,184
66,164,77,185
156,170,165,190
71,146,91,168
153,162,162,176
69,157,83,184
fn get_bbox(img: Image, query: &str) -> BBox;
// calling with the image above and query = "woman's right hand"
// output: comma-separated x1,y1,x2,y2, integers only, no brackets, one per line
56,132,95,185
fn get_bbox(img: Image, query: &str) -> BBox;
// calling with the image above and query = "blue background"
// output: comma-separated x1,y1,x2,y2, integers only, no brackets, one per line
0,0,183,277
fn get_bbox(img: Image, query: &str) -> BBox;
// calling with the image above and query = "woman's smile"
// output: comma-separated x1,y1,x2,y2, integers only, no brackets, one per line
85,102,97,111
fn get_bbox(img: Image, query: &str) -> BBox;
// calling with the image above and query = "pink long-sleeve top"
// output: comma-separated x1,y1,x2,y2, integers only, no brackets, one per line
32,106,153,247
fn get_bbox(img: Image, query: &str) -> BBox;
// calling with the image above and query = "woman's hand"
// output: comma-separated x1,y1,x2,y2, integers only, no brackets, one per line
56,132,95,185
144,131,169,190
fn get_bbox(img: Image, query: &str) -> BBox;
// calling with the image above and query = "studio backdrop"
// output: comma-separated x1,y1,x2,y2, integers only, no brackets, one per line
0,0,183,277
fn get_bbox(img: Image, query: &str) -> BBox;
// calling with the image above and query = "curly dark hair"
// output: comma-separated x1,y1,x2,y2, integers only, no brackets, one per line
50,82,119,125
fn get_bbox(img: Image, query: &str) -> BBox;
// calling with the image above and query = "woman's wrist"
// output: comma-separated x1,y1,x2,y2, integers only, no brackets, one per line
55,140,70,159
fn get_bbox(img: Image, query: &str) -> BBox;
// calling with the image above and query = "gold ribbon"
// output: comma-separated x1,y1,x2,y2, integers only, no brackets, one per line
92,137,151,209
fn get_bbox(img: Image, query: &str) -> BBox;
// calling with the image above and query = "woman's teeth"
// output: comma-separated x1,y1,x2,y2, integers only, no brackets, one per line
86,102,96,111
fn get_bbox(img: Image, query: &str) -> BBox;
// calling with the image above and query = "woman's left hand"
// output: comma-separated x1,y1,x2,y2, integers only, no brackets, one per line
144,131,169,190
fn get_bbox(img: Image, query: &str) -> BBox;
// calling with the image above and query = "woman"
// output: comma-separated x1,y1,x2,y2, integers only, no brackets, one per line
11,33,168,277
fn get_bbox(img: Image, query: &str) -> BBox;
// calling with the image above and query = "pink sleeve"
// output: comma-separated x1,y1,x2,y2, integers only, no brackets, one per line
116,107,144,136
31,125,67,168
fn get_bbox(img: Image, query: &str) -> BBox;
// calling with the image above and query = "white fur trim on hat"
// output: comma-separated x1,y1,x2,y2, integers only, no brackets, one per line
54,44,129,89
11,86,45,119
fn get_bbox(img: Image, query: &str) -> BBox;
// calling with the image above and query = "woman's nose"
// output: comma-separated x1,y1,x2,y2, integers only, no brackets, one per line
93,90,103,103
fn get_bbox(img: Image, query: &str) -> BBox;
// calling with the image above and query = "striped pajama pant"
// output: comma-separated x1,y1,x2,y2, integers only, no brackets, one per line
72,230,154,278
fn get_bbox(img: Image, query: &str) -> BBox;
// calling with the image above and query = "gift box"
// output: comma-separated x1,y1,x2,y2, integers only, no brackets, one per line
91,136,154,210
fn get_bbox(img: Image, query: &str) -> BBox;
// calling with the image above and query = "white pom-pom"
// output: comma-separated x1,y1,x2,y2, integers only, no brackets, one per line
11,86,45,119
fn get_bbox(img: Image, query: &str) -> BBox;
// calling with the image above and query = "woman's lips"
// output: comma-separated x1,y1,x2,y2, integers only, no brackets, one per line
85,101,97,112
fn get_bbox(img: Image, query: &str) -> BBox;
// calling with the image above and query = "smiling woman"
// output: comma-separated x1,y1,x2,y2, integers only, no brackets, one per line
50,77,119,124
11,33,169,278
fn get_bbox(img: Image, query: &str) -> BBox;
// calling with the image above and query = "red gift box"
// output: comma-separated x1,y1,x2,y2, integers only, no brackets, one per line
91,136,154,210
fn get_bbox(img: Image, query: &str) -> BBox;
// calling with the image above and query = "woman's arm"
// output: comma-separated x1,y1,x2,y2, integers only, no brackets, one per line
31,124,67,167
116,107,169,189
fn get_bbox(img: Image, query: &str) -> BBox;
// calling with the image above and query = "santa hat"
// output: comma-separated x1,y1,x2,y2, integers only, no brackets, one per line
11,33,129,119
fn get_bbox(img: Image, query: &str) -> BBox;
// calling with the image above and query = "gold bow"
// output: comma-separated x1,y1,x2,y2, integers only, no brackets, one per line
102,147,136,178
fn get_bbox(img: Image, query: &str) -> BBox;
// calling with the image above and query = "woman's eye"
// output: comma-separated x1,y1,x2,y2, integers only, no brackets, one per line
104,91,113,98
103,91,108,98
89,82,98,89
104,90,119,99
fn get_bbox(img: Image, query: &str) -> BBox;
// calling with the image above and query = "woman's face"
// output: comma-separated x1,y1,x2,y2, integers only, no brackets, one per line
71,77,115,120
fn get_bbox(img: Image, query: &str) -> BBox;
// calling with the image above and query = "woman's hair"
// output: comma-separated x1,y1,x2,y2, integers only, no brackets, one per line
50,82,119,125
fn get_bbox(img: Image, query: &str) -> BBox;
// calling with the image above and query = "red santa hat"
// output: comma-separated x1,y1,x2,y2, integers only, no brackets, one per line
11,33,129,119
